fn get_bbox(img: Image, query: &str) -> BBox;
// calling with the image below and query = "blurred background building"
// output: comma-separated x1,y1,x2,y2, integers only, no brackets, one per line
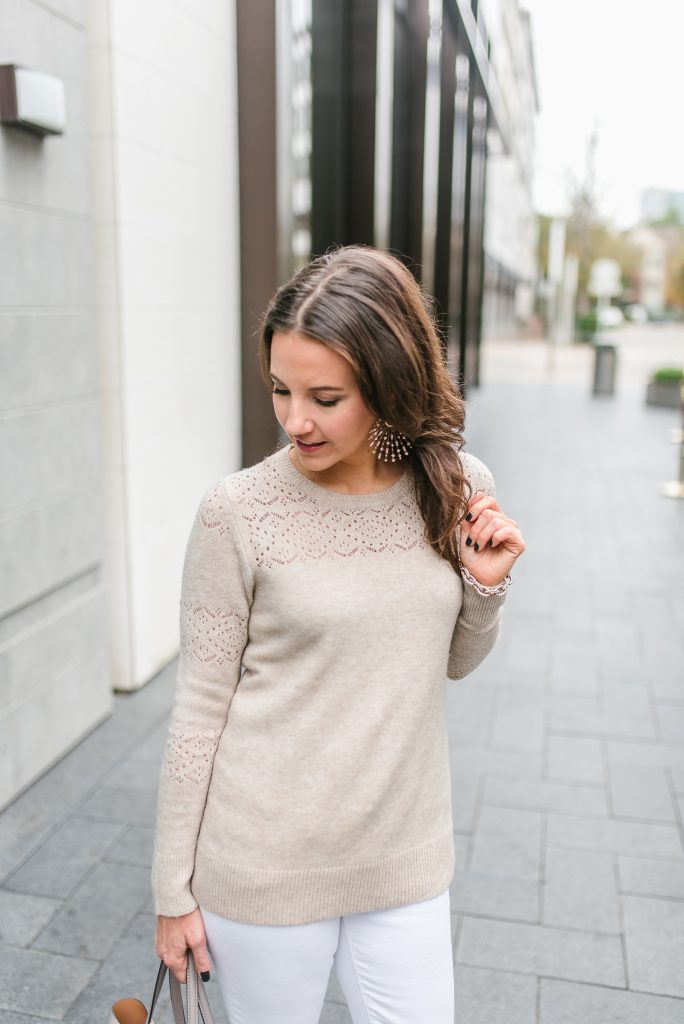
479,0,538,339
0,0,537,808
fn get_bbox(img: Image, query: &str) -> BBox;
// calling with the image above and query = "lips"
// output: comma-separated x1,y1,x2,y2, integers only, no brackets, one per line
295,439,326,451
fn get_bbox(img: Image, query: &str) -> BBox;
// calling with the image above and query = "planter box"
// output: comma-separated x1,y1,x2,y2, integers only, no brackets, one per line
646,380,683,409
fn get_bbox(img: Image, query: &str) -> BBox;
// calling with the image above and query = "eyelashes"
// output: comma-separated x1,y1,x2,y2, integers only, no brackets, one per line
271,388,339,408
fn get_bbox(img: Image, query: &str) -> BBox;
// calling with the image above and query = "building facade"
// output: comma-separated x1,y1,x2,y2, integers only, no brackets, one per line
1,0,241,808
0,0,112,809
479,0,538,337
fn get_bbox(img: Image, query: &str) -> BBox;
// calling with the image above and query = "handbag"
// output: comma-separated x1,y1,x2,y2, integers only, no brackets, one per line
109,949,215,1024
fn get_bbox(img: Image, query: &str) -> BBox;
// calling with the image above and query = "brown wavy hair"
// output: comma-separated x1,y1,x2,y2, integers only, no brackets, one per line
258,245,470,570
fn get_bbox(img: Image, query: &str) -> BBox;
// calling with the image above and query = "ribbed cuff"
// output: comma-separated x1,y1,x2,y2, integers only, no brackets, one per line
151,850,199,918
459,578,507,631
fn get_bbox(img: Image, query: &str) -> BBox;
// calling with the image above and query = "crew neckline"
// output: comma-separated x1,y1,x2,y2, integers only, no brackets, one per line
276,443,413,508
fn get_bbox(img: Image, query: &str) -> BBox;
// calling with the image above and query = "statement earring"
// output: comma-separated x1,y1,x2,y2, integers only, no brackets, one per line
368,419,413,462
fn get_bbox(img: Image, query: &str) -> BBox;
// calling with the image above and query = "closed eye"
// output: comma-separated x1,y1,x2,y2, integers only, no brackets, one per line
271,388,339,407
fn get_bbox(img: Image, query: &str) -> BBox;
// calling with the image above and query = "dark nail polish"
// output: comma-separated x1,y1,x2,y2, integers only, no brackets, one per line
474,542,479,552
465,537,472,547
465,512,472,522
201,971,210,983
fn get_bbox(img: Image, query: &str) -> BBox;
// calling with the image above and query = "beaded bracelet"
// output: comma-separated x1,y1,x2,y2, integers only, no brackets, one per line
461,564,512,597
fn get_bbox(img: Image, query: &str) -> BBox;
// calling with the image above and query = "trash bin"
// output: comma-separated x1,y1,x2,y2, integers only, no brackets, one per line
592,338,618,395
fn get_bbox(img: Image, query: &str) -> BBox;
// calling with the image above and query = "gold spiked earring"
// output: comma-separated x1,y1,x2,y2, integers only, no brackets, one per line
368,419,413,462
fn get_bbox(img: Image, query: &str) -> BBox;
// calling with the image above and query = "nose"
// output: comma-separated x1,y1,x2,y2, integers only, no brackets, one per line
283,401,314,437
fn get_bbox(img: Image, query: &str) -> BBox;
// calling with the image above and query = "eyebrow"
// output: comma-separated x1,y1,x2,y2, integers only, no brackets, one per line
269,374,346,392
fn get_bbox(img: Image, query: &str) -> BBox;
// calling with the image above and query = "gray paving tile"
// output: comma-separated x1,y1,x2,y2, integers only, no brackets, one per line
540,978,684,1023
671,768,684,794
547,814,683,859
451,748,543,782
649,662,684,703
445,685,497,748
549,632,599,697
77,784,159,827
450,771,481,832
105,825,156,868
547,735,605,785
0,943,97,1018
0,804,66,883
107,757,164,793
67,913,168,1024
453,833,470,872
609,765,677,823
319,1003,352,1023
457,917,625,986
606,740,684,771
658,705,684,745
454,965,537,1024
623,895,684,998
596,625,644,678
0,1012,64,1023
4,817,126,899
504,631,550,676
618,855,684,899
32,861,150,960
450,871,538,922
544,847,620,934
325,969,345,1004
0,891,61,947
130,719,171,765
469,807,542,881
490,695,545,754
484,777,607,816
476,663,549,694
549,694,657,740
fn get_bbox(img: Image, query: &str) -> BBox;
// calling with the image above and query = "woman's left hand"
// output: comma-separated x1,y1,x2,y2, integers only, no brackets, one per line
460,491,525,587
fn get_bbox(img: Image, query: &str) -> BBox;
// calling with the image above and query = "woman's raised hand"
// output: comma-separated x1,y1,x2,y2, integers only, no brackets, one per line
155,908,213,984
460,491,525,587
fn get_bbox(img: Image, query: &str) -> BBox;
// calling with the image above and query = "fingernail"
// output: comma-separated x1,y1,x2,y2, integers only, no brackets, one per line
465,512,472,522
201,971,210,982
465,537,472,547
474,542,479,552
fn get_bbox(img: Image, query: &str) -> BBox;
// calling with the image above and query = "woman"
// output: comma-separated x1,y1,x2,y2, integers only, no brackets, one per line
152,245,525,1023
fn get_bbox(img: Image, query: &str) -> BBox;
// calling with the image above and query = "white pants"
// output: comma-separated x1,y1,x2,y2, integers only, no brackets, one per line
201,889,454,1024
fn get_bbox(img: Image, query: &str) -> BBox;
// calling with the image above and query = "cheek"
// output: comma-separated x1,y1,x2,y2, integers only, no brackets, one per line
333,400,374,439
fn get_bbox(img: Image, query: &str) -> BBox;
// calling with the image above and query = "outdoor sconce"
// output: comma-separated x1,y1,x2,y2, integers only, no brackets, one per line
0,65,66,136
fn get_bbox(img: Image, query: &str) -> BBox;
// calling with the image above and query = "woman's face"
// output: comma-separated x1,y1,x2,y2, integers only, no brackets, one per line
270,331,376,466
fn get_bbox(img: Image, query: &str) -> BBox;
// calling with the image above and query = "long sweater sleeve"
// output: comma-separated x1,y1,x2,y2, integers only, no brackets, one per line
446,453,508,681
151,478,253,917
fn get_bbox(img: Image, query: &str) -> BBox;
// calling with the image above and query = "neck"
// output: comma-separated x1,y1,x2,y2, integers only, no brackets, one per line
288,445,407,495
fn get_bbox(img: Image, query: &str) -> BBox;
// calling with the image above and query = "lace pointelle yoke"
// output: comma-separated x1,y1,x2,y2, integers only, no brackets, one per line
222,442,428,570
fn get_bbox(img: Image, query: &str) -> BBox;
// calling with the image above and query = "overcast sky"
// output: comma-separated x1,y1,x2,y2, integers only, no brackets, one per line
522,0,682,228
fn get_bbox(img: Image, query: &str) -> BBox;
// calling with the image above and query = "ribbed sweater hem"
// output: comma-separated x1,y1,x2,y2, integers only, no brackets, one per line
191,831,455,925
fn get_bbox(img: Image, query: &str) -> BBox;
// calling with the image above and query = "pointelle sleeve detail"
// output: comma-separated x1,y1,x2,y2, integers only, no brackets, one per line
151,477,253,917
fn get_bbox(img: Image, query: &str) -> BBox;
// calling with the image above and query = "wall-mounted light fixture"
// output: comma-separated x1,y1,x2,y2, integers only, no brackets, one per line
0,65,66,136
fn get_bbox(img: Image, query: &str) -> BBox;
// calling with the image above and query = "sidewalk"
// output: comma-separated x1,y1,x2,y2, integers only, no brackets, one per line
1,326,683,1023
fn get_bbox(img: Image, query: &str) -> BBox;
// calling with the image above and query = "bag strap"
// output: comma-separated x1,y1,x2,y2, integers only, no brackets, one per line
146,950,215,1024
144,961,167,1024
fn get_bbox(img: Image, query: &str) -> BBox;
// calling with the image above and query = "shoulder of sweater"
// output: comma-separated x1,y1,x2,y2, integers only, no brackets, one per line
458,450,496,498
195,448,288,531
219,447,284,506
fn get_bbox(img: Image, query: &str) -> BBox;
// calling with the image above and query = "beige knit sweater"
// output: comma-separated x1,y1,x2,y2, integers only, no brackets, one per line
151,443,507,925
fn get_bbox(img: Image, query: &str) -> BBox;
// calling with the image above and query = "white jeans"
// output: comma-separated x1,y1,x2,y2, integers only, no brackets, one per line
201,889,454,1024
